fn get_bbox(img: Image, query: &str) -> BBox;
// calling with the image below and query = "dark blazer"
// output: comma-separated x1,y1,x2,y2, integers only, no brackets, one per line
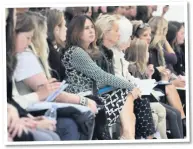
173,45,185,75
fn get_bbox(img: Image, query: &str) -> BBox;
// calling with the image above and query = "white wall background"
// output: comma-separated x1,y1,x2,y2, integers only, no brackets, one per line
153,5,185,22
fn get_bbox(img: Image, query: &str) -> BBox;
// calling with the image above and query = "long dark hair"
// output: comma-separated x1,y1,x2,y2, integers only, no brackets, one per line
65,15,99,59
6,8,17,81
166,22,178,48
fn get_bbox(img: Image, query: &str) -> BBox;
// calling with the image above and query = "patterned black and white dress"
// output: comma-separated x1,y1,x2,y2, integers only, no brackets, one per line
61,46,135,127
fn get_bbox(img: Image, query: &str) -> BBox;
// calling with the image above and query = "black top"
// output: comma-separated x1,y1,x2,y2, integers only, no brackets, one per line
173,45,185,75
47,39,66,81
96,44,115,75
148,48,161,81
7,76,28,117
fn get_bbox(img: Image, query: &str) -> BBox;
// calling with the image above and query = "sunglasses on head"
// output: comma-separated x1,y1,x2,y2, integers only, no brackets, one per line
138,23,150,29
133,23,150,38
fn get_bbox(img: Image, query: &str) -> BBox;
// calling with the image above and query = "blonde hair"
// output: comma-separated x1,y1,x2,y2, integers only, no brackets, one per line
95,14,119,42
126,38,148,73
27,11,51,78
148,16,168,66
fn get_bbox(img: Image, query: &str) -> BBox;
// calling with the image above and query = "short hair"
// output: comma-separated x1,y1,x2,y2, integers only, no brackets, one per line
117,16,133,45
95,14,118,41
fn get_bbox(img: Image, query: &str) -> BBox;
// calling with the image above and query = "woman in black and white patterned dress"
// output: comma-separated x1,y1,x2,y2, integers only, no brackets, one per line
61,15,150,140
95,15,155,139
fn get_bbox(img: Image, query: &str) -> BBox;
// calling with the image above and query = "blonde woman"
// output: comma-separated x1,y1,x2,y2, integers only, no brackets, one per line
95,14,156,139
129,21,184,138
148,16,185,127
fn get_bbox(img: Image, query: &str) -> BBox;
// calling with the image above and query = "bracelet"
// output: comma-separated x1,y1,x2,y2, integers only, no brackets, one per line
79,96,88,106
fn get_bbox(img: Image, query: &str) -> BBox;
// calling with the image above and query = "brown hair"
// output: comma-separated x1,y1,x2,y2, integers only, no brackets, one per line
65,15,99,59
125,38,148,73
42,9,65,47
15,12,35,34
132,21,151,38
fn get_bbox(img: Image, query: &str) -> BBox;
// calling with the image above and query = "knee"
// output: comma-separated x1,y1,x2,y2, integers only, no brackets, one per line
49,132,61,141
56,118,80,140
152,113,158,128
32,130,55,141
172,108,181,119
157,106,166,119
167,110,177,121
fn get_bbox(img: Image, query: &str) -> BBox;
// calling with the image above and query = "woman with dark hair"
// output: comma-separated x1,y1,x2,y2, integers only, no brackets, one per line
166,23,178,73
6,8,34,142
62,15,143,140
169,21,185,76
167,23,178,48
6,9,61,142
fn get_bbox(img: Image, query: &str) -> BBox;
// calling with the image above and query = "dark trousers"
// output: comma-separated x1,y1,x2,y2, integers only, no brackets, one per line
161,103,183,138
14,131,34,141
56,117,80,140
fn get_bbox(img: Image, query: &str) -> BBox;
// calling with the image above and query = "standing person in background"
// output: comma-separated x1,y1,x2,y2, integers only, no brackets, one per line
85,7,93,18
125,6,137,20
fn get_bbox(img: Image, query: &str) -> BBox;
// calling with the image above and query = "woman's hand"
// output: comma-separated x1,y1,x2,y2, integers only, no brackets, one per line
36,78,61,101
171,79,185,88
146,64,155,78
7,104,31,138
35,116,57,131
8,116,29,139
130,88,142,101
157,66,171,81
19,117,37,129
